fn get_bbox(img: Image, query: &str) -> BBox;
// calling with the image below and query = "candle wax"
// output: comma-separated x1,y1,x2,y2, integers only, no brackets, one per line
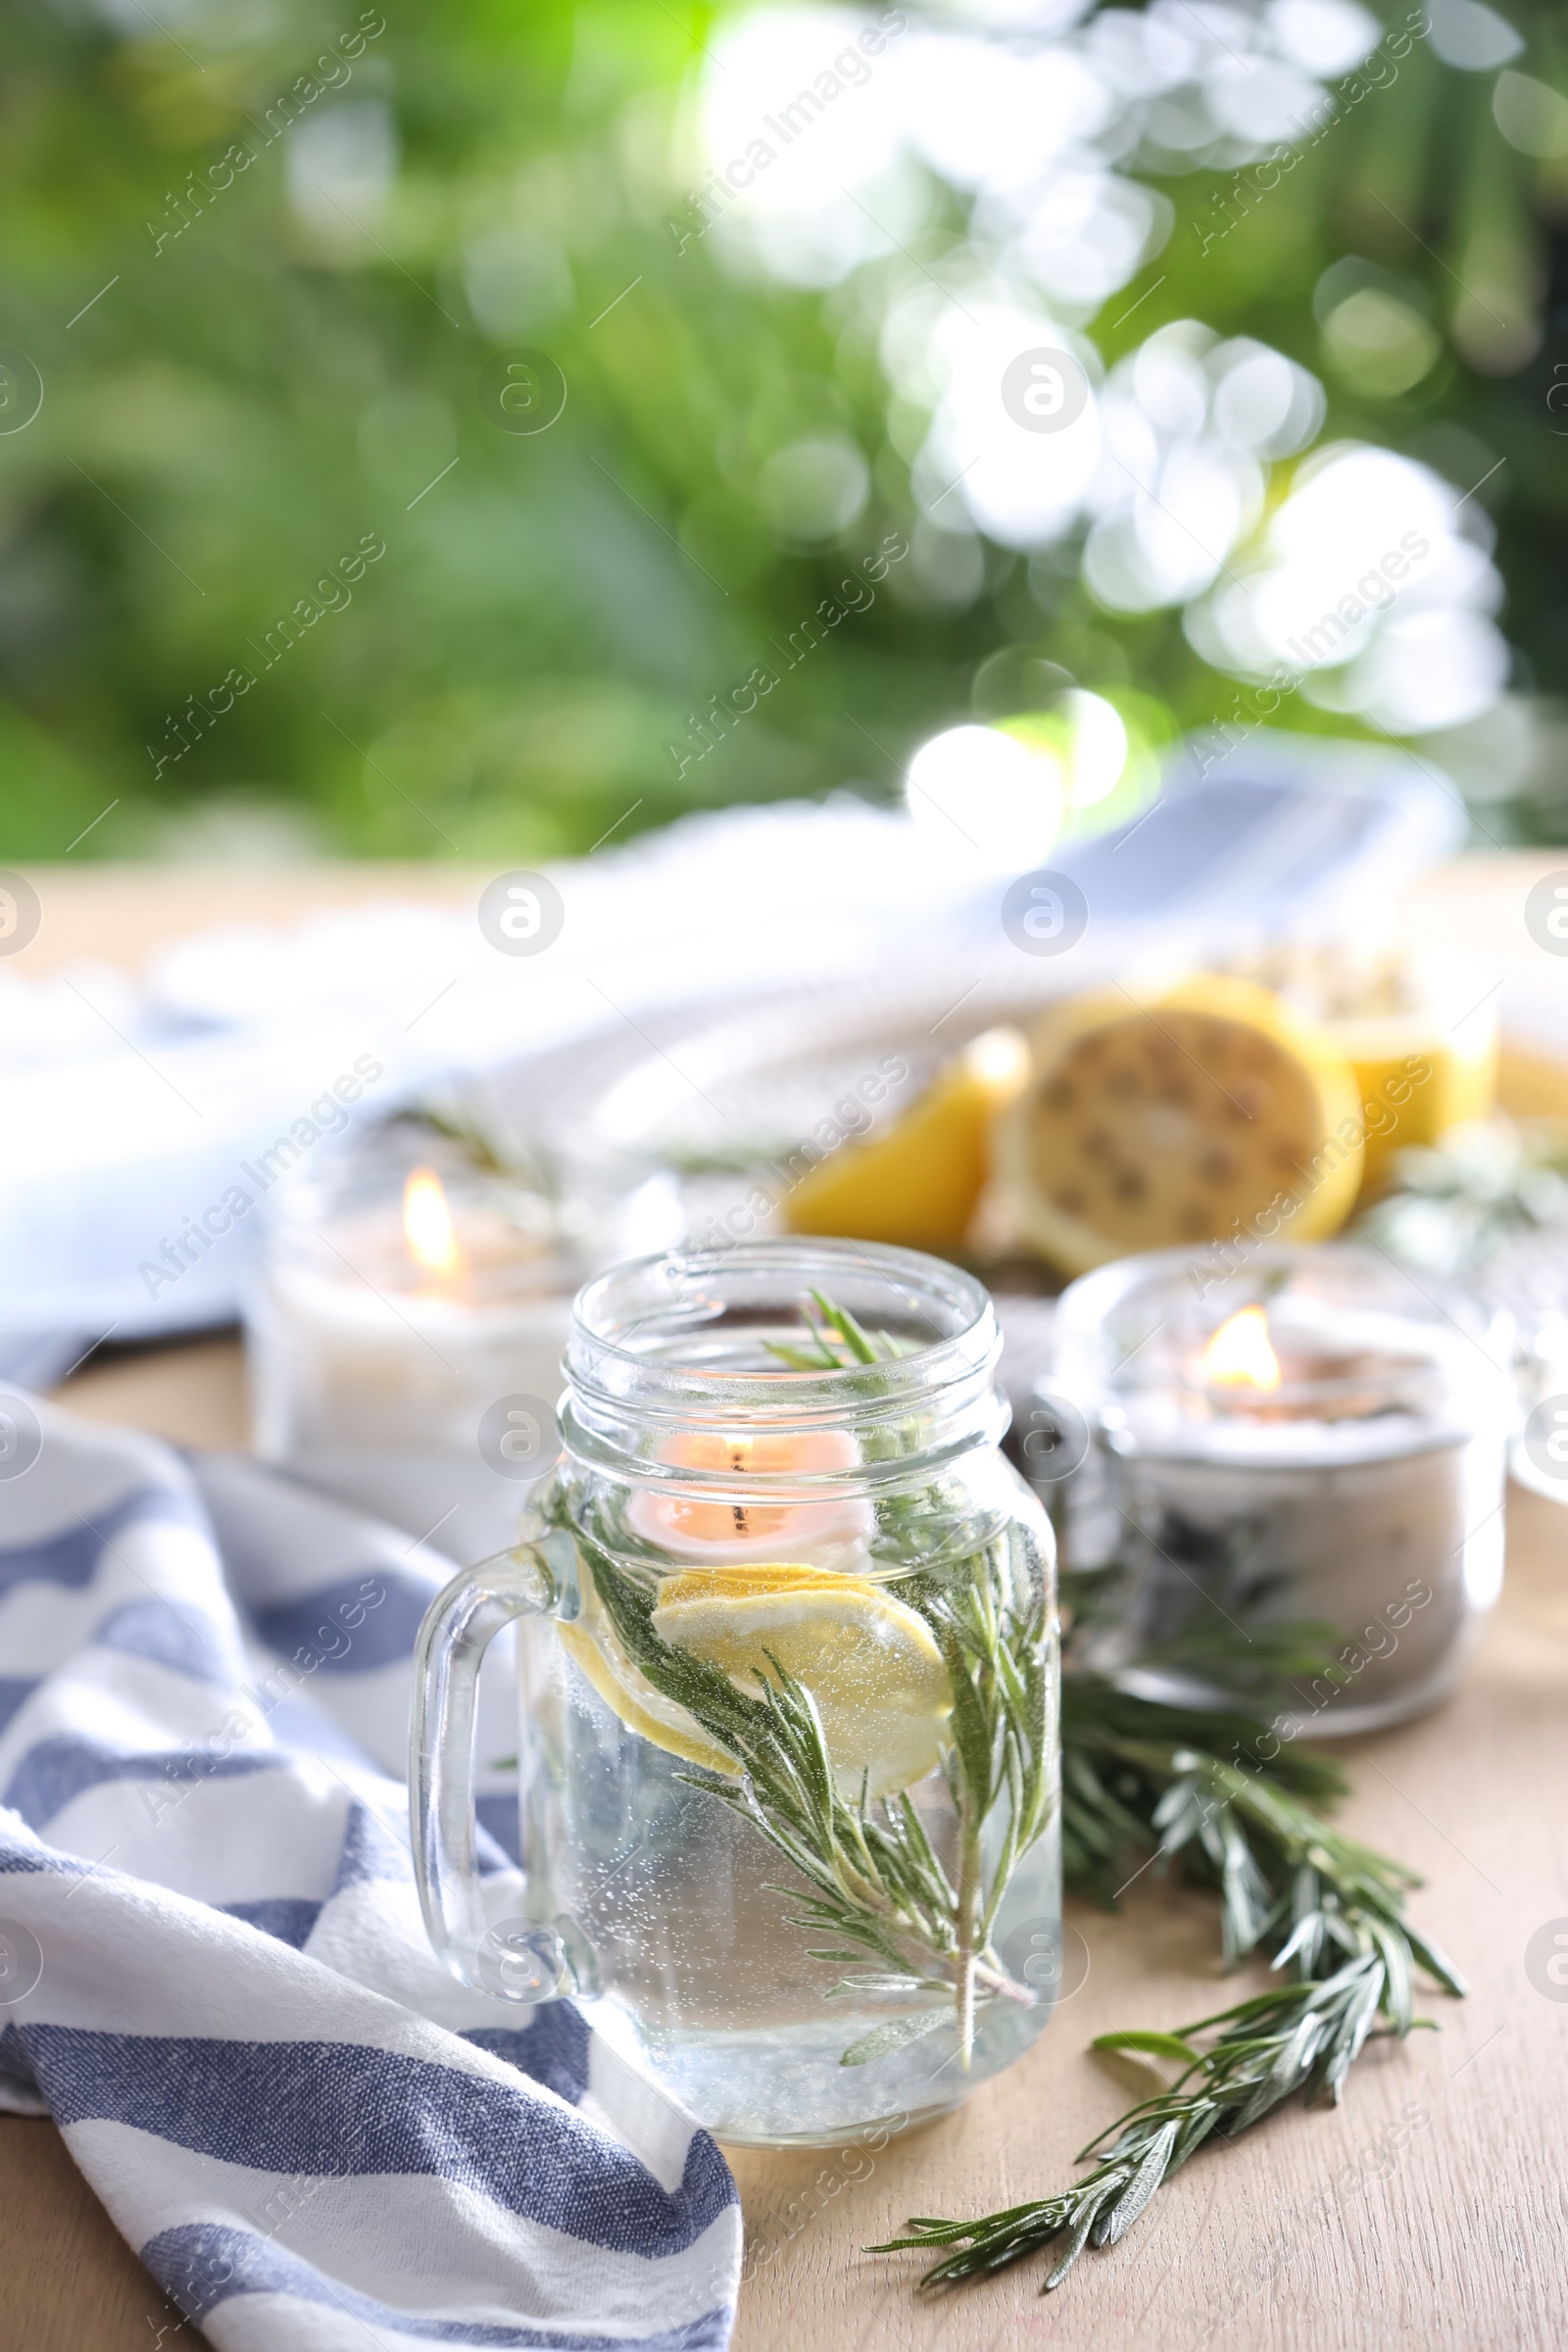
624,1428,875,1568
250,1189,576,1559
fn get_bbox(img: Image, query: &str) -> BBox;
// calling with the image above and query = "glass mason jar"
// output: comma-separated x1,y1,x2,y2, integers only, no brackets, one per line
412,1239,1060,2147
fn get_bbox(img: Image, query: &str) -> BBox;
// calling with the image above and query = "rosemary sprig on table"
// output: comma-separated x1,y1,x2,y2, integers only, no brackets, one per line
873,1952,1432,2289
554,1291,1056,2068
873,1589,1464,2292
1056,1566,1458,1980
1058,1673,1453,1974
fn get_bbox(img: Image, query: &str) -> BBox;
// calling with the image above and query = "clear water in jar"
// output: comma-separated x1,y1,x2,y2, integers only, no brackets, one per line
516,1515,1060,2146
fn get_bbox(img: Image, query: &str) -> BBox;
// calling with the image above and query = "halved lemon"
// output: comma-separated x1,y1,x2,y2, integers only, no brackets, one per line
559,1561,953,1799
994,974,1364,1275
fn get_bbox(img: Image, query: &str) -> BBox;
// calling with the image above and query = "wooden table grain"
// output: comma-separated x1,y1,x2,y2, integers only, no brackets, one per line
5,858,1568,2352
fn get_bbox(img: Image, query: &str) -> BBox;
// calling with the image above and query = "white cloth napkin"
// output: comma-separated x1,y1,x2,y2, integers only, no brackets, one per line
0,1398,741,2351
0,742,1461,1377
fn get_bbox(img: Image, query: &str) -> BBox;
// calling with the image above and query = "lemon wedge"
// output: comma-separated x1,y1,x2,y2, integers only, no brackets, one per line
653,1562,953,1800
785,1027,1029,1252
1498,1042,1568,1123
1339,1023,1495,1195
1217,942,1499,1198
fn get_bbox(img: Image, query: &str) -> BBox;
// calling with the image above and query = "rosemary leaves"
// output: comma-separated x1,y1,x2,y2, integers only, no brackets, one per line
873,1643,1463,2291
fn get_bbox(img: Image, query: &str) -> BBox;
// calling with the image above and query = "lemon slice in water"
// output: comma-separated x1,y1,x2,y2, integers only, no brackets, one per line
558,1561,953,1799
653,1563,952,1800
558,1580,742,1780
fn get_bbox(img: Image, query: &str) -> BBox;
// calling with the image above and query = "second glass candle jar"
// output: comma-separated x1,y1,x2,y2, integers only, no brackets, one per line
1052,1244,1511,1736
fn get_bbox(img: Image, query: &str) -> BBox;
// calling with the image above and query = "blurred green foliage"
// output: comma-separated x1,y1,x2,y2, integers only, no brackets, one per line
1,0,1565,860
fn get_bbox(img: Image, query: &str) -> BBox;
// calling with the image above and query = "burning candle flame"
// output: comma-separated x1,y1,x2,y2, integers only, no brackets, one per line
403,1167,461,1277
1200,1304,1282,1391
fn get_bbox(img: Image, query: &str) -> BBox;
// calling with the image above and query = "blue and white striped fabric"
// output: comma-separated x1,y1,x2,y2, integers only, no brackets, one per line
0,1399,741,2351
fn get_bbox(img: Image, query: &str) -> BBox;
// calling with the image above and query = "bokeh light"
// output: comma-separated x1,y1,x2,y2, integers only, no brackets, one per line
904,722,1064,866
1187,442,1509,733
5,0,1561,859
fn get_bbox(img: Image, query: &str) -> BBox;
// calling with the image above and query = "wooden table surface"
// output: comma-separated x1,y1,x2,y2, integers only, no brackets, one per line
5,857,1568,2352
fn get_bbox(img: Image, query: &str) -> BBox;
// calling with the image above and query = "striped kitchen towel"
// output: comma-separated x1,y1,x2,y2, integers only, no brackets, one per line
0,1396,740,2351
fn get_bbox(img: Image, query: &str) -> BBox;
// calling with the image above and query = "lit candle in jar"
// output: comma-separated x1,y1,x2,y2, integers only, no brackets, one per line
404,1168,464,1282
1187,1302,1433,1429
1200,1305,1280,1392
248,1155,583,1559
1053,1247,1512,1737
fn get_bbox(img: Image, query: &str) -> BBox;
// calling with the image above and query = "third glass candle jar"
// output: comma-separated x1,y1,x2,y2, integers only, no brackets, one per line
1053,1244,1512,1737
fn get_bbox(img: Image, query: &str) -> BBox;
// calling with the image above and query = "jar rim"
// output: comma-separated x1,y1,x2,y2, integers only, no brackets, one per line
562,1239,1005,1472
1053,1240,1513,1438
1056,1242,1506,1353
570,1238,992,1366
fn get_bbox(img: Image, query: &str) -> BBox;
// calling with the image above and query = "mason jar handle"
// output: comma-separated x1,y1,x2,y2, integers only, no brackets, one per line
410,1538,564,2000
